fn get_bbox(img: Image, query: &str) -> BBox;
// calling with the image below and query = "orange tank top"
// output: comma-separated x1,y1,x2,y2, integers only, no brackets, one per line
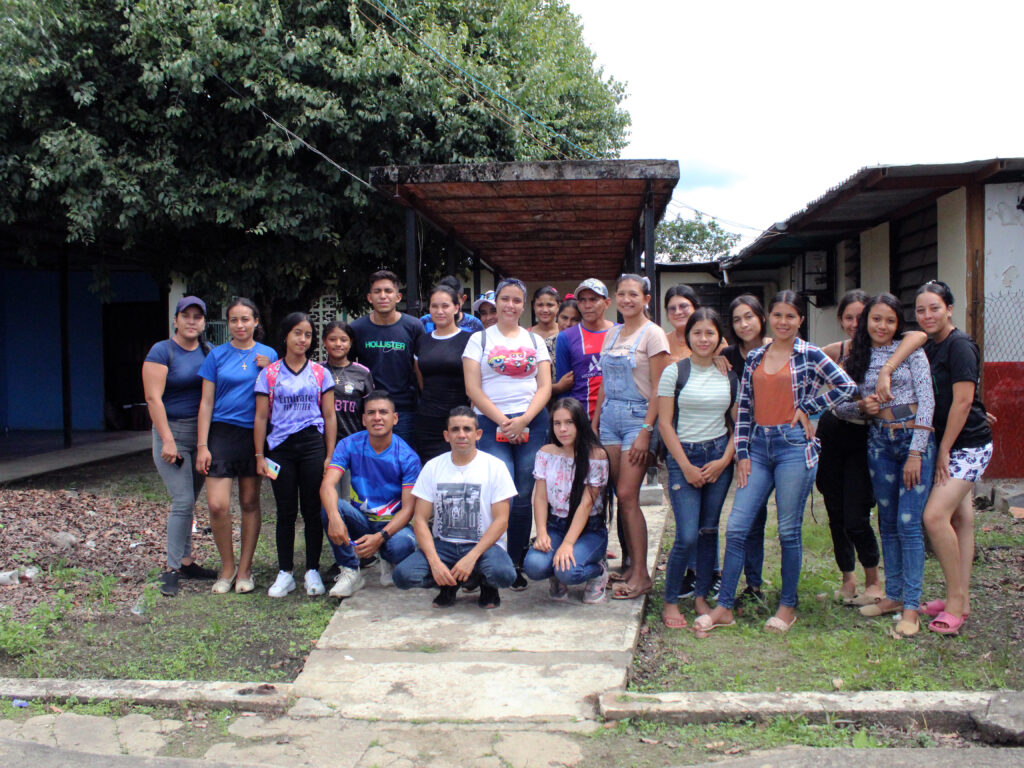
752,361,795,426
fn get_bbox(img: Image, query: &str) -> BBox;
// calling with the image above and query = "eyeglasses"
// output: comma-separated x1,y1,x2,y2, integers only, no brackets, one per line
495,278,527,296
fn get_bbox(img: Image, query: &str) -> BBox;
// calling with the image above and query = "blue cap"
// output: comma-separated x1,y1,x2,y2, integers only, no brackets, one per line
175,296,207,316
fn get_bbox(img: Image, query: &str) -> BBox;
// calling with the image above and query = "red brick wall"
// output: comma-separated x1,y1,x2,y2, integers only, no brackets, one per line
984,362,1024,478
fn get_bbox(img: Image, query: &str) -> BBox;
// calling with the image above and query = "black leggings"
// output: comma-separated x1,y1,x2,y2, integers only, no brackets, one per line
266,426,325,572
815,410,879,572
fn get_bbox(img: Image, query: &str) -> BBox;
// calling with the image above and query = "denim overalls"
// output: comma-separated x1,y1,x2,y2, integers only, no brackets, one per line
598,322,651,447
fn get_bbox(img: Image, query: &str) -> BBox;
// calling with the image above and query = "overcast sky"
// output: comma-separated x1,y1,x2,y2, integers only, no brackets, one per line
566,0,1024,246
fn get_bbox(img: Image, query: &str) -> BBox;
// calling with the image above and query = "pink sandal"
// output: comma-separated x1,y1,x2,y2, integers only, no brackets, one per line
928,610,965,635
921,600,970,620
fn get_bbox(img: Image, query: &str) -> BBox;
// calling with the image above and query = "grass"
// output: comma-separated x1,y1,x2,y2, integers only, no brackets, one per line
631,489,1024,693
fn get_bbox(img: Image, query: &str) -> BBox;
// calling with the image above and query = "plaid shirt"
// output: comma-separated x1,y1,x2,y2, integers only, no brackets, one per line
734,337,857,467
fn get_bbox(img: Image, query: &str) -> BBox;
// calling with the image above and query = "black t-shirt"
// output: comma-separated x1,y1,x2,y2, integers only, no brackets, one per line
924,328,991,449
328,362,375,440
415,330,471,417
722,344,750,377
350,313,423,411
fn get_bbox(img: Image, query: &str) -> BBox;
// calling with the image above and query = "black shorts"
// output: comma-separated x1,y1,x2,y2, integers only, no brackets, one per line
207,421,258,478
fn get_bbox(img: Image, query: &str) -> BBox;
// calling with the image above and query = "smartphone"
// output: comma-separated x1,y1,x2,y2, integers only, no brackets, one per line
890,403,915,420
264,457,281,480
174,455,184,468
495,428,529,443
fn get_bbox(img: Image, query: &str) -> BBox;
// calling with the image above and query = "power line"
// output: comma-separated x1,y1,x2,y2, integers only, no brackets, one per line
359,0,598,160
666,199,765,234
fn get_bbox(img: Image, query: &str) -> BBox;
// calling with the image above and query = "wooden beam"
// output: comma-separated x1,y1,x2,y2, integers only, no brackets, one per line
965,183,985,394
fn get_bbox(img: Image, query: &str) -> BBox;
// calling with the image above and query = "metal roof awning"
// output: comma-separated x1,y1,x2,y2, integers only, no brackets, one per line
724,158,1024,269
370,159,680,282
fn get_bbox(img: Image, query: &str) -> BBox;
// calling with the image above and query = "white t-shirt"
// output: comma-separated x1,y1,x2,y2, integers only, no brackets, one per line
463,326,551,415
657,361,732,443
412,450,517,548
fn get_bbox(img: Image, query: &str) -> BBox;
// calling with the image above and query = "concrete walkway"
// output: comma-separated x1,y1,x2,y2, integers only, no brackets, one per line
0,432,151,484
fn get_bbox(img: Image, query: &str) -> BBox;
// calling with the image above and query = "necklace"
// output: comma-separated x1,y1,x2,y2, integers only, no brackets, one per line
234,347,253,370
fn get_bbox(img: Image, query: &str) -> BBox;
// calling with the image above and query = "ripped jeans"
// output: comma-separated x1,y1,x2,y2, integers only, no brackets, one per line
867,426,935,611
664,433,734,603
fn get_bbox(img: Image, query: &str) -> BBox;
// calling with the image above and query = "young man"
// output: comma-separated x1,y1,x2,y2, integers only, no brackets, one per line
319,391,421,598
554,278,616,419
472,291,497,329
393,406,517,609
350,270,423,447
420,276,484,334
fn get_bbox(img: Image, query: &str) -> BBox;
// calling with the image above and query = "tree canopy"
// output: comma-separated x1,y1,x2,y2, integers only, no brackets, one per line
655,213,740,264
0,0,630,315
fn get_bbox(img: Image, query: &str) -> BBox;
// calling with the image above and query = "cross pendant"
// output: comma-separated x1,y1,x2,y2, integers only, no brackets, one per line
242,362,248,370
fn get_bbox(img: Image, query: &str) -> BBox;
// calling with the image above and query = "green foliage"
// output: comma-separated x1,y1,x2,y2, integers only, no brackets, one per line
656,213,740,263
0,0,629,316
0,591,70,658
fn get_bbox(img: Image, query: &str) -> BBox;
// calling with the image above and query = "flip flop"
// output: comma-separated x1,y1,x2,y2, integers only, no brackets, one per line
607,571,629,584
662,614,688,629
764,615,798,633
845,588,886,606
611,581,652,600
693,614,736,632
920,599,971,619
859,602,903,617
928,611,965,635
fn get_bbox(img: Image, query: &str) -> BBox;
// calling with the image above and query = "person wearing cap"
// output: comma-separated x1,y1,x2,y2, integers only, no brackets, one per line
420,276,484,334
553,279,616,420
142,296,218,596
472,291,498,329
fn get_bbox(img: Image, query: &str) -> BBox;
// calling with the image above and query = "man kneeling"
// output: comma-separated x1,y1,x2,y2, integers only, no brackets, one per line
393,406,517,608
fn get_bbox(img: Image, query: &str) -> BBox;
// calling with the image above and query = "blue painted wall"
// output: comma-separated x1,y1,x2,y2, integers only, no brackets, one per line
0,267,159,431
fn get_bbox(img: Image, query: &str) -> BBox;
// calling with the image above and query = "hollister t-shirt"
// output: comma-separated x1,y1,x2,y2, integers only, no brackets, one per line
198,342,279,428
254,360,334,450
350,313,423,412
412,450,517,548
327,432,422,521
462,326,551,415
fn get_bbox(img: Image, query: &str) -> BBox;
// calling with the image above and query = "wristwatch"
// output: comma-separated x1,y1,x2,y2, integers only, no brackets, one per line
379,529,392,543
641,423,654,433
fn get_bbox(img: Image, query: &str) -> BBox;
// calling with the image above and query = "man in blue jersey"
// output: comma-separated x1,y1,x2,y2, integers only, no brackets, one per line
553,279,615,419
319,391,421,598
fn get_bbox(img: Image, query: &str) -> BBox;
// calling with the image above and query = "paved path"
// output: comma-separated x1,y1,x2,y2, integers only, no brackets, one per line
0,432,150,484
290,503,668,721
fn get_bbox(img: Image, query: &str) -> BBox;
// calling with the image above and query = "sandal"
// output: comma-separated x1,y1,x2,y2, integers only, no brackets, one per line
764,615,798,634
928,611,965,635
211,569,237,594
607,570,629,584
693,614,735,632
859,602,902,617
662,613,688,629
895,617,921,637
921,599,971,620
234,574,255,594
845,586,886,606
611,581,652,600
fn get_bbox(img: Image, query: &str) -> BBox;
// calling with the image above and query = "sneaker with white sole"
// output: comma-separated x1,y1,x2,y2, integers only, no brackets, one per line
583,562,609,604
379,559,394,587
268,570,296,598
304,570,325,596
328,567,365,598
548,577,569,602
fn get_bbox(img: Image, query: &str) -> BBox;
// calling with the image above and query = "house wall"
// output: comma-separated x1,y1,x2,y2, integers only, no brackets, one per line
859,223,890,295
936,188,968,330
982,182,1024,478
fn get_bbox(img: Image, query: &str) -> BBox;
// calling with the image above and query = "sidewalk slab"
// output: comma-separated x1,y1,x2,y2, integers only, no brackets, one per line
0,738,250,768
0,432,150,484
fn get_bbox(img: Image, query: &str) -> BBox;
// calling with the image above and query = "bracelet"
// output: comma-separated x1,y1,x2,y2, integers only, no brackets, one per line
880,361,895,372
641,423,654,433
197,443,207,448
255,453,264,458
908,450,921,457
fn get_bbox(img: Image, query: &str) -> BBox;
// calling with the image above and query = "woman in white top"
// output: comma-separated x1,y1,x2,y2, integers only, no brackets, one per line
463,277,553,589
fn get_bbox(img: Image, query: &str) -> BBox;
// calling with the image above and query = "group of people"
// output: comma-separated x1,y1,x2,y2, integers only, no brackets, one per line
142,270,992,632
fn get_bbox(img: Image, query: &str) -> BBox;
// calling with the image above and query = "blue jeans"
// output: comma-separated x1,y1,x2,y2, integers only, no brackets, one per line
719,424,818,610
320,500,416,571
743,504,767,589
664,435,734,603
477,410,549,568
867,427,936,610
522,516,607,585
393,538,516,589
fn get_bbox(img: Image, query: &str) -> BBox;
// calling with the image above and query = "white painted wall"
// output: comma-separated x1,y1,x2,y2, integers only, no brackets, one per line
936,188,967,330
984,182,1024,362
859,223,890,296
167,273,187,335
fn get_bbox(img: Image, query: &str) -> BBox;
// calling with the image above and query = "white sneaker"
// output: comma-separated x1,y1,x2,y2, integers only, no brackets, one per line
379,559,394,587
304,569,325,596
328,567,365,598
268,570,296,598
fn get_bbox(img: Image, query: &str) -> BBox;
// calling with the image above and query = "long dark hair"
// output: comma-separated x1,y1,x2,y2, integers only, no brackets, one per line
557,298,581,322
837,289,871,320
916,279,954,306
226,297,265,341
548,397,611,523
684,307,725,350
768,289,806,317
727,294,766,345
664,283,700,310
844,293,905,383
279,311,315,358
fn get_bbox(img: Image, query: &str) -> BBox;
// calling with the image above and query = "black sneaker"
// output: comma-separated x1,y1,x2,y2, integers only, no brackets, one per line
178,562,217,580
462,571,481,593
737,584,767,609
510,569,529,592
709,571,722,601
478,585,501,609
679,569,696,599
359,555,379,569
323,563,341,581
432,585,459,608
159,571,179,597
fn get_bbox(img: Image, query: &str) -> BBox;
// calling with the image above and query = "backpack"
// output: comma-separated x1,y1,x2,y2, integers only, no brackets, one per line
264,360,327,415
670,358,739,432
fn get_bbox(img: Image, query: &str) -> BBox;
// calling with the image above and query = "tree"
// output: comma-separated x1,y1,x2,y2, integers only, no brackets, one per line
0,0,630,318
656,213,740,264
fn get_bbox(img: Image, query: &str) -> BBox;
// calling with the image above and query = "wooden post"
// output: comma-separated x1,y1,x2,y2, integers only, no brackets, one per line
644,197,658,325
404,207,419,317
965,183,985,395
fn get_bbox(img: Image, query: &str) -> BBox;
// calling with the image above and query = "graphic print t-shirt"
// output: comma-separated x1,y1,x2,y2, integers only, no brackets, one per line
327,432,422,521
462,326,551,415
254,360,334,449
412,451,517,548
350,313,423,411
555,324,614,419
328,362,374,440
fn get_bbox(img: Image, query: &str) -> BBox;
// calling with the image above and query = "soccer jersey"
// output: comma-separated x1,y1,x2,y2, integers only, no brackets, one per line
198,342,279,427
327,432,422,521
555,324,614,418
254,360,333,450
327,362,374,439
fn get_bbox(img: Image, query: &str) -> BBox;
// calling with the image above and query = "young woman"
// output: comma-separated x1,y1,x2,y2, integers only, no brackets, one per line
197,297,278,594
815,290,882,604
142,296,217,597
463,277,553,589
522,397,611,604
415,283,472,463
322,321,374,441
835,293,935,636
657,308,737,628
254,313,336,598
664,284,700,362
556,298,582,333
721,295,771,607
592,274,670,600
530,285,561,360
695,291,857,634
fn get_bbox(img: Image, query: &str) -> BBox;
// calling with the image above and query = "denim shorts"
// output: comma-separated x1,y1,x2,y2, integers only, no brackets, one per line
948,443,992,482
599,399,648,448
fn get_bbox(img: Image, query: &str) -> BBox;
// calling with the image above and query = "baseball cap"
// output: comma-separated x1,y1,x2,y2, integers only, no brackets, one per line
175,296,207,315
472,290,496,313
574,279,609,299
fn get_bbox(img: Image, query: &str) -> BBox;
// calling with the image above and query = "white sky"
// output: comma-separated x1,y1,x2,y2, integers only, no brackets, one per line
566,0,1024,247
